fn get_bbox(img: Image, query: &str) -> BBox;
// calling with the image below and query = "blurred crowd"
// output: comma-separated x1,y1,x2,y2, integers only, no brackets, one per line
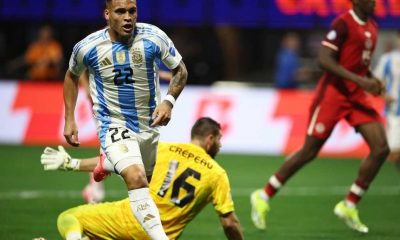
0,22,397,87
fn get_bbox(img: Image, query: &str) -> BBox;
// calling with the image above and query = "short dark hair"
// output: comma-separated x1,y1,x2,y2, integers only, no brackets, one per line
104,0,111,9
105,0,136,8
191,117,221,139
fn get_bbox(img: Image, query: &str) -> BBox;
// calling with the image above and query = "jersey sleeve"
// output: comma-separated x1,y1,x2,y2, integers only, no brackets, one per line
68,40,88,76
321,18,348,51
155,29,182,70
211,171,235,215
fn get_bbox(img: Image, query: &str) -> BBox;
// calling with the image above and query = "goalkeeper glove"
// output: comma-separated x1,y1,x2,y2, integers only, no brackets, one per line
40,146,80,171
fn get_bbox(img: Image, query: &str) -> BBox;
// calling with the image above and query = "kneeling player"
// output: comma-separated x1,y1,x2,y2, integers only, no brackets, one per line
41,117,244,240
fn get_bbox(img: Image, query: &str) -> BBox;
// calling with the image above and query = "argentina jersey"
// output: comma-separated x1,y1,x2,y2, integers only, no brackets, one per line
374,50,400,116
68,23,182,137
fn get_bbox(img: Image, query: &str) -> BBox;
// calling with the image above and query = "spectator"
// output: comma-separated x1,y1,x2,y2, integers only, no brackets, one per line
274,32,308,89
25,24,63,81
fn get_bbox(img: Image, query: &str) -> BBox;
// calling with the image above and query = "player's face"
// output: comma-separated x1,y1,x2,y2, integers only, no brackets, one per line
208,133,222,158
105,0,137,42
355,0,375,16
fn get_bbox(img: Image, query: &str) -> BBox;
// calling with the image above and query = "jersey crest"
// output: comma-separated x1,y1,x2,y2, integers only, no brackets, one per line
115,51,126,64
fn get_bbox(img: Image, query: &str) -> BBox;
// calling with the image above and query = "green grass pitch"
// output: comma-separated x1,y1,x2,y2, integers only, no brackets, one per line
0,145,399,239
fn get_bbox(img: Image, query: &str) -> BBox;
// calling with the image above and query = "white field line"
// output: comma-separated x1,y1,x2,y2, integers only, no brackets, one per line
233,186,400,196
0,186,399,200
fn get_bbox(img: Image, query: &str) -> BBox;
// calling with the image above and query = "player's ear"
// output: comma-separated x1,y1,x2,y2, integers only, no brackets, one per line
205,134,214,145
104,9,110,21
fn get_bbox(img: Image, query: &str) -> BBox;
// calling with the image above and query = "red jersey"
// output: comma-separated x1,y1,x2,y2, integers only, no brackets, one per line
307,10,381,139
316,10,378,101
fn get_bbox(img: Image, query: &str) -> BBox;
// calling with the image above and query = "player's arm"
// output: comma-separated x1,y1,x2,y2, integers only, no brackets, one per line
79,158,98,171
152,60,188,127
319,17,383,96
64,69,81,146
212,172,244,239
40,146,86,171
318,46,383,96
367,69,386,96
168,60,188,99
219,211,244,240
79,69,90,95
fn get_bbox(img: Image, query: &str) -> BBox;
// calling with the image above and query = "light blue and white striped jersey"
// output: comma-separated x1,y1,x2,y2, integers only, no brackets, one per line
374,50,400,116
68,23,182,137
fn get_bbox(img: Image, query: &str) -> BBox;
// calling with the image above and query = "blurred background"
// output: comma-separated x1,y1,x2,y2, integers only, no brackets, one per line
0,0,398,85
1,0,399,156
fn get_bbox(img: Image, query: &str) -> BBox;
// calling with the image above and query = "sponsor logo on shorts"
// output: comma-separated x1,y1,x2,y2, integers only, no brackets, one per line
119,144,129,153
137,202,150,211
143,213,155,223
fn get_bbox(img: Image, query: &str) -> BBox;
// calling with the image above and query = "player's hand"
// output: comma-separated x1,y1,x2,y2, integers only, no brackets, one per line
151,101,172,127
40,146,80,171
374,77,385,95
64,118,80,147
359,77,384,96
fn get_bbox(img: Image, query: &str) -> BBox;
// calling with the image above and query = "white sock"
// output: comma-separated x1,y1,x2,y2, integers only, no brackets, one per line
66,231,82,240
128,188,168,240
344,200,356,208
259,190,269,201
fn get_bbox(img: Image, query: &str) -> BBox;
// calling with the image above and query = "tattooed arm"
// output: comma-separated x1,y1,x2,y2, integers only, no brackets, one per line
151,60,188,127
166,61,188,100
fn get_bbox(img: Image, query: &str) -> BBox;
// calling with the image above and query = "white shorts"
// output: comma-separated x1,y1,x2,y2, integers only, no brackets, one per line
386,115,400,150
101,126,159,176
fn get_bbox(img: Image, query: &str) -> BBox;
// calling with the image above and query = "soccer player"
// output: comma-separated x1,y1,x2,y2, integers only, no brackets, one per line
374,32,400,170
250,0,388,233
80,62,174,204
63,0,188,239
41,117,244,240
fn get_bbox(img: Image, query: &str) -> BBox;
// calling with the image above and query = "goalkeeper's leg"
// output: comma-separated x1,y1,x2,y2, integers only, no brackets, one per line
57,211,83,240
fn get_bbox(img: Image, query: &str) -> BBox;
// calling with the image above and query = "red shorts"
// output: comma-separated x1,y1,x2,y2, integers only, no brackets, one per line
307,91,381,139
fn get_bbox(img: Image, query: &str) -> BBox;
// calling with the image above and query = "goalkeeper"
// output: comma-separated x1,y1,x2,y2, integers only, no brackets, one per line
41,117,244,240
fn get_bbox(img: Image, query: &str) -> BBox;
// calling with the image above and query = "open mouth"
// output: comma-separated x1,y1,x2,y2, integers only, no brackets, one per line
122,24,133,33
